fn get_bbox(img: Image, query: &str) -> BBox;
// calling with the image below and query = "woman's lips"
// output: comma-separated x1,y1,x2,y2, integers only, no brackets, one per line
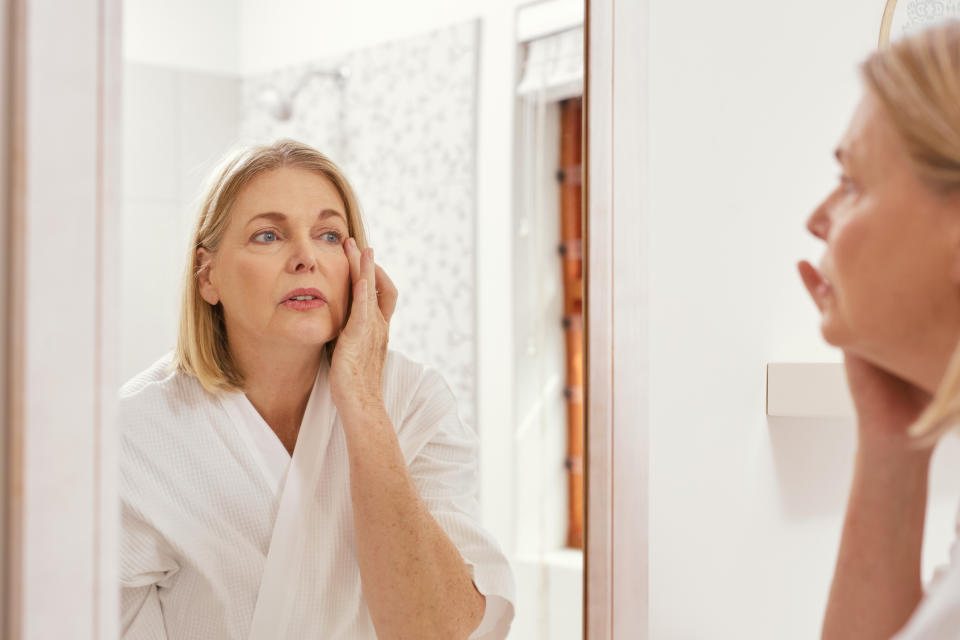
282,298,327,311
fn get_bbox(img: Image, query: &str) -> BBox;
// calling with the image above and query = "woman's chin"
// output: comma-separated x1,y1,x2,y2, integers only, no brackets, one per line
280,323,335,347
819,312,851,348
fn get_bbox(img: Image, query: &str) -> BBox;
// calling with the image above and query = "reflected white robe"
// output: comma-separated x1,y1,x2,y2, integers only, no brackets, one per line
119,350,515,639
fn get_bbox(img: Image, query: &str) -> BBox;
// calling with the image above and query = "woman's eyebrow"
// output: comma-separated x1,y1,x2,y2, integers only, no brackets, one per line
246,209,346,226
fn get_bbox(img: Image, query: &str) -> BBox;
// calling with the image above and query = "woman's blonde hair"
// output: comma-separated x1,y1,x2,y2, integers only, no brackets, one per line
861,22,960,440
172,139,368,395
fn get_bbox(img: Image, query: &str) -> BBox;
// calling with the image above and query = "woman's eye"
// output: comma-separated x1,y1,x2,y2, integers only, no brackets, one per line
253,231,279,243
838,174,857,195
321,231,343,243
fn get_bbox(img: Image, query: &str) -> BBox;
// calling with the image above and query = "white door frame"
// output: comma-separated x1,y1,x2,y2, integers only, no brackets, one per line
584,0,649,637
3,0,122,637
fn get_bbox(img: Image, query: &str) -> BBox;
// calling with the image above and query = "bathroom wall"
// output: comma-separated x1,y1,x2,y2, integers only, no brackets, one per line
124,0,240,74
120,63,241,381
646,0,960,637
121,0,244,381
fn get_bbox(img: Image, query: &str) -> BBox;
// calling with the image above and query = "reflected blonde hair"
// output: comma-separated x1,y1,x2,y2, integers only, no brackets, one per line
172,139,368,395
861,22,960,440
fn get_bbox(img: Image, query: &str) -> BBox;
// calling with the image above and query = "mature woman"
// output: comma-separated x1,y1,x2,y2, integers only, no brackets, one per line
119,140,515,639
799,21,960,639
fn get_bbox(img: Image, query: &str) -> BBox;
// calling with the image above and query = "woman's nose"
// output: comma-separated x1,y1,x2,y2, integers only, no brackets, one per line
806,200,830,241
287,236,318,273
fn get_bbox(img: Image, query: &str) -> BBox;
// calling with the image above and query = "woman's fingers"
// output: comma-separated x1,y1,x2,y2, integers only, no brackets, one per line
797,260,826,312
363,248,377,305
345,237,364,285
345,239,385,326
354,278,368,325
345,239,398,324
374,264,398,323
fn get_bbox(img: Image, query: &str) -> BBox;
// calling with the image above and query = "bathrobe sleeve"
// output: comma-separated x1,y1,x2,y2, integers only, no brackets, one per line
118,400,180,640
119,502,178,640
399,367,516,640
892,504,960,639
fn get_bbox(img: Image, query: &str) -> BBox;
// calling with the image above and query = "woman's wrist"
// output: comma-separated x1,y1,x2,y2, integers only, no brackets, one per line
856,429,934,458
853,441,933,487
337,397,390,433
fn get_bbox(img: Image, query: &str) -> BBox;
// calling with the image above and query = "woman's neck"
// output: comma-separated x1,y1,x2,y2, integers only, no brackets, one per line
865,323,960,395
229,334,325,448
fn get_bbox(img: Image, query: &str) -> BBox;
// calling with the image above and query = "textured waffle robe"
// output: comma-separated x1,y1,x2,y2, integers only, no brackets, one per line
119,350,515,639
893,504,960,639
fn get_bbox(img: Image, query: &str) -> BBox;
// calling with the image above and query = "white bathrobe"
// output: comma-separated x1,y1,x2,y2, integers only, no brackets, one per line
119,350,515,640
893,504,960,639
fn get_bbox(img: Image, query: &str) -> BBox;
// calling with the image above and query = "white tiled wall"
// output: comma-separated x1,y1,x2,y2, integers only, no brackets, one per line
120,63,241,382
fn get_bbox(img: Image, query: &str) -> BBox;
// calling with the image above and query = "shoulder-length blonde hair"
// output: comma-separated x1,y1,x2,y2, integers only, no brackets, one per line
172,139,369,395
862,22,960,441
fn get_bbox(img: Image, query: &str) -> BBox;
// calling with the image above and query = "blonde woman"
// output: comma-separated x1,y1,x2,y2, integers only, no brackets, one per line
799,22,960,640
119,140,515,639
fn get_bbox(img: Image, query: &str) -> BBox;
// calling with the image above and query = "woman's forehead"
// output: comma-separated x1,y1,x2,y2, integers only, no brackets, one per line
233,167,347,222
839,94,907,173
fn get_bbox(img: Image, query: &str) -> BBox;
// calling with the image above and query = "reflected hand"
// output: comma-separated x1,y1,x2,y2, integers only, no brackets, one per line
330,238,398,419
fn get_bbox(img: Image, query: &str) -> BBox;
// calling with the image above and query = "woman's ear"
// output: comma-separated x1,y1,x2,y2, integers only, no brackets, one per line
196,247,220,306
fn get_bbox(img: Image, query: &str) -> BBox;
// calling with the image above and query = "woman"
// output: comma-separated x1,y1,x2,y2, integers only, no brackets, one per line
119,140,515,639
799,21,960,639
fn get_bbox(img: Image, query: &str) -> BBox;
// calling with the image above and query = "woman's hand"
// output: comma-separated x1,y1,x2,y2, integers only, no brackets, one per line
843,352,934,456
798,260,933,453
798,260,934,456
330,238,398,420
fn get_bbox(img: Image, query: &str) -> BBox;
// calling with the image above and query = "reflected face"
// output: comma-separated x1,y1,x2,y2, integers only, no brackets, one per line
804,91,960,365
198,167,351,352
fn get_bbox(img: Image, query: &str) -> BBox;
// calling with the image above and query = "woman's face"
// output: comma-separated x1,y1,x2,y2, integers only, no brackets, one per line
197,166,352,353
804,91,960,374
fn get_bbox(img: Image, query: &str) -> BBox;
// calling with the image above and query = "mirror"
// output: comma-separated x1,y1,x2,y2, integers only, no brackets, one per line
880,0,960,45
119,1,584,638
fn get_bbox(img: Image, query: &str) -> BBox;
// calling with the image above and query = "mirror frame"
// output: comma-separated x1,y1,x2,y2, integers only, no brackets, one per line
1,0,656,637
584,0,649,637
879,0,898,46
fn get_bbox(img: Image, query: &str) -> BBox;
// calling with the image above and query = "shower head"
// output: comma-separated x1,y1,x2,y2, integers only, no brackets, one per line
257,66,350,122
258,87,294,121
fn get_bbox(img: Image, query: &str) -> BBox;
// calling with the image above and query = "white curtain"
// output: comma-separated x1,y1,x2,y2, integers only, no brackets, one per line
516,26,583,103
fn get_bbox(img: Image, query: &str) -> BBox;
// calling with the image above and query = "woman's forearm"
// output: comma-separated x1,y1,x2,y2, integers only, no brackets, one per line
341,407,485,640
822,447,931,640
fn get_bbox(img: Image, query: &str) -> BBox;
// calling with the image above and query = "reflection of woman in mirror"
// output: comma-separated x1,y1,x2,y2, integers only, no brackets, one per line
118,140,515,639
799,22,960,639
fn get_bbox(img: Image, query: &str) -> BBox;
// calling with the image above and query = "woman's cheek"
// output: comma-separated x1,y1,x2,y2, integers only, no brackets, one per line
830,214,879,340
827,214,863,287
